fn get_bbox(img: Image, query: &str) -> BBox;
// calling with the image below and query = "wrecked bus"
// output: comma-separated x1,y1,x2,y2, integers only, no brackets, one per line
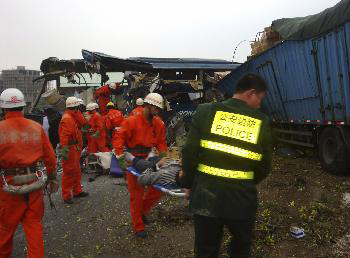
34,50,239,145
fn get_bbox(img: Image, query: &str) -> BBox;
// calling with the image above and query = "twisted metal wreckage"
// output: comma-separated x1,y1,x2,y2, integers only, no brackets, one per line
32,49,240,145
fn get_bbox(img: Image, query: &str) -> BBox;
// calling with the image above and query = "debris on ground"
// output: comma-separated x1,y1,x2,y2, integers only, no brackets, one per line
333,233,350,257
342,192,350,206
12,153,350,257
290,226,305,239
275,145,304,158
251,154,350,257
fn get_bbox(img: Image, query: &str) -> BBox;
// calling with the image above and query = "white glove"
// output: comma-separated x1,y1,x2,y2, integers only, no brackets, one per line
124,152,135,163
146,149,156,160
112,149,123,158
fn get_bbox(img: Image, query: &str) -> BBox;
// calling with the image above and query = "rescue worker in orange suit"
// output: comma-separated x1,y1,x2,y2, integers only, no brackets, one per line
76,98,90,148
94,82,121,116
129,98,144,116
97,103,111,151
75,98,89,131
59,97,89,204
105,102,124,141
0,88,58,258
86,103,109,153
113,93,167,238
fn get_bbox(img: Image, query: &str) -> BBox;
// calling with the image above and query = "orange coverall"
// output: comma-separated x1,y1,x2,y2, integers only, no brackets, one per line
87,111,109,153
129,106,144,117
0,111,56,258
105,109,124,139
75,110,88,129
74,110,89,149
94,84,119,116
101,114,111,150
113,113,167,233
59,109,83,201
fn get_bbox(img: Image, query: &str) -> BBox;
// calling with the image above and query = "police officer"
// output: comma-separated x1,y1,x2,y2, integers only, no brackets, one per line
180,73,272,258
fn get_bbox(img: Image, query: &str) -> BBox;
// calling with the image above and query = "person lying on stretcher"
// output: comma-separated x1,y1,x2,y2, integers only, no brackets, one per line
124,152,183,186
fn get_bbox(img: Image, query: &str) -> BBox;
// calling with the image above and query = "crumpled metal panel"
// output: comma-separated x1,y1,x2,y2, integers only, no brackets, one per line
82,50,240,71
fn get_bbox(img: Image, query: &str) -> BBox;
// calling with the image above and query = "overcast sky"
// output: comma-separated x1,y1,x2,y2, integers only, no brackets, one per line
0,0,341,71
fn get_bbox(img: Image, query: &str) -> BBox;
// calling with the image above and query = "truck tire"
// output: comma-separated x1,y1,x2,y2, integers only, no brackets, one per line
319,127,348,175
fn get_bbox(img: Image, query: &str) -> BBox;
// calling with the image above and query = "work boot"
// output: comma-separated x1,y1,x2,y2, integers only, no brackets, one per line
135,231,147,239
74,192,89,198
64,199,74,204
142,215,150,225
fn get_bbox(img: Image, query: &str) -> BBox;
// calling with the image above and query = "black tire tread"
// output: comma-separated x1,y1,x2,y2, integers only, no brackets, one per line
319,127,348,175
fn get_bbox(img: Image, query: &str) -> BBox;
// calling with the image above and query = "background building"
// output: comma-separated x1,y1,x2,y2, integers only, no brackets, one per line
0,66,42,106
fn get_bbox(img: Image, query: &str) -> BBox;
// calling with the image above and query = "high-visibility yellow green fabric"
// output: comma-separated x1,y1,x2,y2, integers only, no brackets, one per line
180,98,272,220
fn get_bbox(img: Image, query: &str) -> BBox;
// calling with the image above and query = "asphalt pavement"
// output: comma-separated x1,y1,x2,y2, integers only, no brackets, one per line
12,173,193,258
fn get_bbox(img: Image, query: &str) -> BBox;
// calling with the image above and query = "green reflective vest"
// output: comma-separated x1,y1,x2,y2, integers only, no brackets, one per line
181,98,272,220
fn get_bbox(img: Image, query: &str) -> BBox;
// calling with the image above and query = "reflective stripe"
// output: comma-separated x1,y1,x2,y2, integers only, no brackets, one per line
198,164,254,179
200,139,262,161
211,111,262,144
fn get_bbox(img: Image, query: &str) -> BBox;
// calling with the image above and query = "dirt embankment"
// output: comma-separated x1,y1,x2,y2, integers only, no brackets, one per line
251,154,350,258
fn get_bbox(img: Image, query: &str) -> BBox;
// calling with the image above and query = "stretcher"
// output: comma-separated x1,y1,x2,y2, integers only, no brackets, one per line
127,167,186,197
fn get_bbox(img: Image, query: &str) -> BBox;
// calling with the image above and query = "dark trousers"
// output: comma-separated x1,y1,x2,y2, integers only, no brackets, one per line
193,214,255,258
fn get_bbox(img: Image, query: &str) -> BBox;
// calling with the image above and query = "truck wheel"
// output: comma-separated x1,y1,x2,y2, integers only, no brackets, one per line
319,127,348,175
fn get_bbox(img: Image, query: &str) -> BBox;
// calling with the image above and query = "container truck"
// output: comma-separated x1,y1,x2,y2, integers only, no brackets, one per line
218,0,350,175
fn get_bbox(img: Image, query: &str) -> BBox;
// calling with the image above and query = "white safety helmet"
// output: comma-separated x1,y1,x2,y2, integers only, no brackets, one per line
77,98,84,105
86,103,97,111
66,97,80,108
0,88,26,108
144,93,164,109
136,98,144,106
109,83,117,90
93,103,99,109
